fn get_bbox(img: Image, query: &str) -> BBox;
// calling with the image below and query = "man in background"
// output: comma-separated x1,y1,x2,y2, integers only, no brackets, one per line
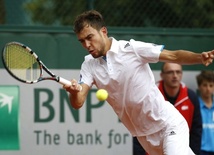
158,63,202,154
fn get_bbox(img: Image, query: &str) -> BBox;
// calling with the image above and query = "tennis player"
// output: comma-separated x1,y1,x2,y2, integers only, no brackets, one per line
64,10,214,155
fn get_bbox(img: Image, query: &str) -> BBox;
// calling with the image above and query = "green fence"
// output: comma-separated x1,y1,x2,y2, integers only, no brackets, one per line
1,0,214,28
0,26,213,70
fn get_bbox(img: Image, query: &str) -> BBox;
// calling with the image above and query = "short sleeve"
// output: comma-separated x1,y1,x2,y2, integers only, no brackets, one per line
130,39,164,63
79,55,94,87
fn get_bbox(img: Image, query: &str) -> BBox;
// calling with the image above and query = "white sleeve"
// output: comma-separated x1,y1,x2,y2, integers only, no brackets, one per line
130,39,164,63
78,56,94,87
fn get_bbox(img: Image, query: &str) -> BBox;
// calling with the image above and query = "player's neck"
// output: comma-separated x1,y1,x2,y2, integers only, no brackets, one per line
107,37,112,50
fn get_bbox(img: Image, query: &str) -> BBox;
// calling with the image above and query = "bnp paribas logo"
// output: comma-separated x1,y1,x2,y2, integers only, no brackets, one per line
0,86,20,150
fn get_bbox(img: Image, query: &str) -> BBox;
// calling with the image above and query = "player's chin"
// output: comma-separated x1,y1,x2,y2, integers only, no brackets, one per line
91,53,102,58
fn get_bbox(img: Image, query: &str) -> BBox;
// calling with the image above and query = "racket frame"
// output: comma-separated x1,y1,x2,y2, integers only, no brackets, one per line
2,42,70,85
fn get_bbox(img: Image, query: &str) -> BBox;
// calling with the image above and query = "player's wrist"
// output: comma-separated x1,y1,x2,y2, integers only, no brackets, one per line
78,85,82,92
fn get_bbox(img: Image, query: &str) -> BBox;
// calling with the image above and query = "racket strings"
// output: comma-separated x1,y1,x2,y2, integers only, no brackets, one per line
4,44,41,82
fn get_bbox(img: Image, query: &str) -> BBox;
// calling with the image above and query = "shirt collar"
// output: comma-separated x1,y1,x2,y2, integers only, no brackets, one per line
108,37,119,54
100,37,118,62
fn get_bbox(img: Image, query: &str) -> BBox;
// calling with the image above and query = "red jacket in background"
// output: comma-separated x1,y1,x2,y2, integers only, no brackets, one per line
158,81,194,128
157,80,202,155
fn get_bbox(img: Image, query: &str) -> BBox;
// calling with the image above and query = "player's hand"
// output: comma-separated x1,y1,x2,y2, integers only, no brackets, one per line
201,50,214,66
63,79,82,93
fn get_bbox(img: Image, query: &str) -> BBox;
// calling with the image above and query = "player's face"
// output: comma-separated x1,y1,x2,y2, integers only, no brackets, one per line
77,25,108,58
198,80,214,99
161,63,182,88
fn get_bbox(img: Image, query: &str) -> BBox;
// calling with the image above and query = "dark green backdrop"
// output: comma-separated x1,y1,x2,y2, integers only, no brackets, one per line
0,26,214,70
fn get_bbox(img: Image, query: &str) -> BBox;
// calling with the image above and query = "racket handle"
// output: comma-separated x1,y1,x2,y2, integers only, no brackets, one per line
58,77,82,91
58,77,72,85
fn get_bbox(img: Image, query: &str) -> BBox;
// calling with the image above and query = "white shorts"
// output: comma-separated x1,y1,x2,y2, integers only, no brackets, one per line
136,118,195,155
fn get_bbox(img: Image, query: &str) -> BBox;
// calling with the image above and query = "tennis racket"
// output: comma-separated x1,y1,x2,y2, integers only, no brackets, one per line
2,41,72,86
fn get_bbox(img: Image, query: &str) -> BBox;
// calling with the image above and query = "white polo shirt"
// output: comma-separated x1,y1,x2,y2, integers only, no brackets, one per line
79,37,183,136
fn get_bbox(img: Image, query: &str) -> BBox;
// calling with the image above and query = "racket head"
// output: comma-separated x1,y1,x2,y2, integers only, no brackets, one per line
2,42,42,84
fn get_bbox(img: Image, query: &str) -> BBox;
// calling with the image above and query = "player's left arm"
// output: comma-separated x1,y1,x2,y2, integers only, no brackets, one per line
159,49,214,66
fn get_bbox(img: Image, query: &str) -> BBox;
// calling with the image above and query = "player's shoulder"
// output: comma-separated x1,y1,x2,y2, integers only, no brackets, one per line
83,54,102,65
82,55,95,65
84,54,93,61
111,37,131,50
117,39,133,51
129,39,163,49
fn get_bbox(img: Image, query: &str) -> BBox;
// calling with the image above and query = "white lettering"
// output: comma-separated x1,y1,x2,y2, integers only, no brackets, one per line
203,123,214,129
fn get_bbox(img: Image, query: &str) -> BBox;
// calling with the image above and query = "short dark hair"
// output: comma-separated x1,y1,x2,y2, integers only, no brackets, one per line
73,10,106,33
161,62,182,73
196,70,214,86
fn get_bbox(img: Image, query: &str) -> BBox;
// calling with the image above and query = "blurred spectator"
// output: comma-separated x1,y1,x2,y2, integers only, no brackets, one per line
133,62,202,155
196,70,214,155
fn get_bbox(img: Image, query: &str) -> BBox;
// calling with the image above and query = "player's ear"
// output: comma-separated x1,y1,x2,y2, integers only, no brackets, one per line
100,27,108,36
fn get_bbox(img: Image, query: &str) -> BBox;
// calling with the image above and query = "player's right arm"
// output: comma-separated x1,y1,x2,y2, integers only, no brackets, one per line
159,49,214,66
63,79,90,109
